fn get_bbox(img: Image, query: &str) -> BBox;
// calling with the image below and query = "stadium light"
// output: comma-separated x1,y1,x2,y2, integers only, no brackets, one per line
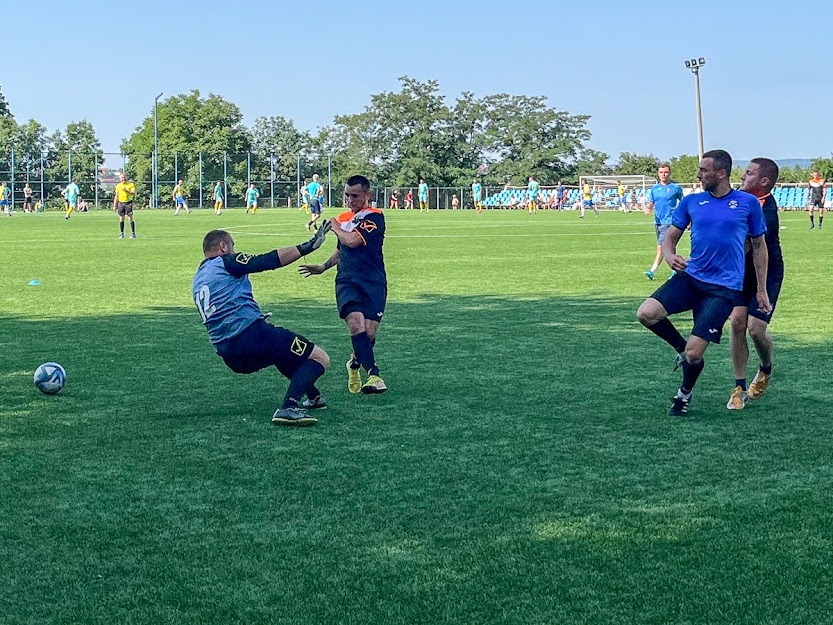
153,92,163,208
683,58,706,159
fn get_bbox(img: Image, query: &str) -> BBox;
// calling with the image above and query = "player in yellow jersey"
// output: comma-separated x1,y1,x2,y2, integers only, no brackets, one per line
173,179,191,215
580,182,599,218
113,172,137,239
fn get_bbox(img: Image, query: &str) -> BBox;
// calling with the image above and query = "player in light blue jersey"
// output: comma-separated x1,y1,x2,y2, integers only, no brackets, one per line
245,183,260,214
472,179,483,213
305,173,325,231
193,225,333,425
213,181,224,215
418,179,428,212
63,179,80,219
644,163,684,280
637,150,770,417
527,176,540,214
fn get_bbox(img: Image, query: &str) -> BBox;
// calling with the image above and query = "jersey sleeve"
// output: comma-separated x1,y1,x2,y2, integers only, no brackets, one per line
671,196,691,230
220,251,281,277
746,198,767,238
355,213,385,246
645,187,654,203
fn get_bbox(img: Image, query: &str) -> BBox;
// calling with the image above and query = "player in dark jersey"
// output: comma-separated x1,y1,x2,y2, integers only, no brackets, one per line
636,150,771,416
192,224,332,426
726,158,784,410
299,175,388,395
808,171,825,230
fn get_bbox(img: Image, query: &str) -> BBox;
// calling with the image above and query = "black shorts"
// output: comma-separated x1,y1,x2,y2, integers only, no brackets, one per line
309,197,323,214
23,196,33,205
215,318,315,379
336,280,387,321
117,201,134,216
651,271,740,344
740,261,784,323
811,198,824,208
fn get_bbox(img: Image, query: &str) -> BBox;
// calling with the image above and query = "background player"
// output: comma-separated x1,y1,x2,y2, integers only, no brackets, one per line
306,174,324,230
299,175,388,395
213,180,224,215
193,226,332,425
245,183,260,214
0,181,10,216
580,181,598,218
418,179,428,212
636,150,770,417
404,189,414,209
617,180,630,213
63,179,80,219
113,172,137,239
472,178,483,213
527,176,539,214
173,179,191,215
644,163,684,280
808,170,825,229
727,158,784,410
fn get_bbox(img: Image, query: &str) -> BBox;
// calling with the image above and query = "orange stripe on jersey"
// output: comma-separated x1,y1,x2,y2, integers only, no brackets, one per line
757,192,771,207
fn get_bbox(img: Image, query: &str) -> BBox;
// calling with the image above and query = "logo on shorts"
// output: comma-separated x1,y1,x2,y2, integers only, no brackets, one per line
728,200,739,209
709,328,718,334
235,253,253,264
290,337,308,356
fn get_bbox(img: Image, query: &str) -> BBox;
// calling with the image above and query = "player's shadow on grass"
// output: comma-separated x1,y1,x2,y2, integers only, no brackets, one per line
0,293,829,422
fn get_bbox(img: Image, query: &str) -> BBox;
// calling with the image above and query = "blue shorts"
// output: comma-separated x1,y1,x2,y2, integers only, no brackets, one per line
309,197,323,214
0,200,7,206
650,271,740,344
176,197,186,205
655,223,671,244
336,280,387,321
215,318,315,379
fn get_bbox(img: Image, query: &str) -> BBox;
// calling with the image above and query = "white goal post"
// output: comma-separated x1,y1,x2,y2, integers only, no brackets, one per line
577,175,654,210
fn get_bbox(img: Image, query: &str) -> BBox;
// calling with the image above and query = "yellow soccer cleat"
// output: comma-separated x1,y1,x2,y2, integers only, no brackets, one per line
361,374,387,395
747,371,771,401
347,359,362,394
726,385,748,410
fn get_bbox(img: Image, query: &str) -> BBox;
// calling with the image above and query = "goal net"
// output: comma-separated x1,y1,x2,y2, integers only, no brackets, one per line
577,174,654,211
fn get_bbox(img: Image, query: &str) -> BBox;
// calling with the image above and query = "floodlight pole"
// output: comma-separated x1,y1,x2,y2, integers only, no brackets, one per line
685,58,706,160
153,92,163,208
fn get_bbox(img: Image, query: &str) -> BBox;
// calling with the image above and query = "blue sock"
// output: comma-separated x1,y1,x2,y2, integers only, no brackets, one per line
760,364,772,375
351,332,379,376
735,378,747,391
283,360,325,409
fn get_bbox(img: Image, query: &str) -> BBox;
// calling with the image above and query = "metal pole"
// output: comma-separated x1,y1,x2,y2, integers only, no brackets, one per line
296,154,301,207
270,153,275,208
327,154,332,207
174,151,178,189
40,151,44,206
199,152,203,208
694,68,704,160
10,150,14,210
154,92,162,208
67,150,72,183
223,152,228,207
247,151,251,187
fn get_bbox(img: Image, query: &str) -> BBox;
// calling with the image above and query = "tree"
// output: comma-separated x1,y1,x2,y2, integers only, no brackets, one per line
667,154,700,183
48,120,102,199
0,86,11,119
121,90,252,201
573,149,612,178
250,115,313,185
614,152,660,177
809,157,833,181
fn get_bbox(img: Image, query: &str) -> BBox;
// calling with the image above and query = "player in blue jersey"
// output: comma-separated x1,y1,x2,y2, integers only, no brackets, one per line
418,179,428,212
636,150,771,417
527,176,540,214
193,225,332,425
245,183,260,214
213,181,224,215
305,173,324,231
299,175,388,395
644,164,684,280
63,179,80,219
472,179,483,213
726,158,784,410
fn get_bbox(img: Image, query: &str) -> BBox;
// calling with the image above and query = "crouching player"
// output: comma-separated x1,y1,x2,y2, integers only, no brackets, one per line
193,224,332,425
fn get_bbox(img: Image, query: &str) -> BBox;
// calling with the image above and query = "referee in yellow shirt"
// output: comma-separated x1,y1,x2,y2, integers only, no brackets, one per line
113,171,137,239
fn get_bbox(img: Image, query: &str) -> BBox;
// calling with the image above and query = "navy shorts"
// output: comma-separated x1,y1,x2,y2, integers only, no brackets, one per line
651,271,740,344
336,280,386,321
655,223,671,244
309,197,323,214
740,261,784,323
811,198,824,209
215,318,315,379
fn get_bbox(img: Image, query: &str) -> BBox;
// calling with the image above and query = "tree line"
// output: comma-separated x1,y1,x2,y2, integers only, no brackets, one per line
1,78,831,202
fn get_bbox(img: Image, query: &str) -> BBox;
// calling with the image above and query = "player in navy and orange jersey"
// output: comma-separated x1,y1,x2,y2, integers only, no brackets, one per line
193,225,332,425
808,171,825,229
299,174,388,394
726,158,784,410
637,150,770,417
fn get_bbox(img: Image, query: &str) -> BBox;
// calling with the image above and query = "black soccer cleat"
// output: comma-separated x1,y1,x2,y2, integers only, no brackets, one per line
272,407,318,426
667,393,691,417
300,395,327,410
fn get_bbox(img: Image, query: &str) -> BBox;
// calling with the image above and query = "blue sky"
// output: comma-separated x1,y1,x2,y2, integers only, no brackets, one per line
3,0,830,163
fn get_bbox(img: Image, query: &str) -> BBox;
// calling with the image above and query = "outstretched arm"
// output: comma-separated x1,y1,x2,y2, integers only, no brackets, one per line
223,223,332,276
298,249,339,277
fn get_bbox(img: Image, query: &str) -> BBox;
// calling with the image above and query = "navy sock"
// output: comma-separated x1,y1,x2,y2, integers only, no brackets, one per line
131,221,136,233
306,384,321,401
120,221,125,233
648,318,688,354
760,364,772,375
351,332,379,376
283,360,325,409
681,358,704,395
735,378,747,391
810,215,815,225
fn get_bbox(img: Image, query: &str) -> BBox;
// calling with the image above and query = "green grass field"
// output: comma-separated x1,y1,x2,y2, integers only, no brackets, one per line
2,207,832,625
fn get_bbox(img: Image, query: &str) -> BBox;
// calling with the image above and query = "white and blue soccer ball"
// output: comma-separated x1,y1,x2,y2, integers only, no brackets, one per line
34,362,66,395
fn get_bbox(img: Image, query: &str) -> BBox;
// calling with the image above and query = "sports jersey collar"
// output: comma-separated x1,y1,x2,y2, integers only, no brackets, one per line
755,192,771,207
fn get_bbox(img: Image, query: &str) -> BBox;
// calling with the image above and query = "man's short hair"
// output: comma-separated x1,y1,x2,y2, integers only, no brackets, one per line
750,158,779,189
203,229,233,254
658,163,671,171
346,175,371,191
703,149,732,175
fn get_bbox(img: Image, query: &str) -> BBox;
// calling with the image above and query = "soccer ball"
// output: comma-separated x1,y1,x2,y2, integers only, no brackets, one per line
34,362,66,395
